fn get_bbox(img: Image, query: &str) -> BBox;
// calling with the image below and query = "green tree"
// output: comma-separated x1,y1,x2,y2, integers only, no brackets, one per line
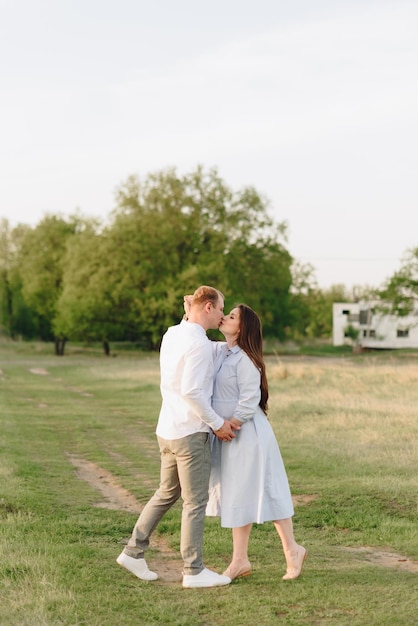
0,218,14,336
17,215,79,354
225,238,292,338
0,219,40,339
57,166,292,349
306,284,350,339
288,259,351,339
287,261,318,338
378,247,418,317
55,220,132,354
112,166,291,344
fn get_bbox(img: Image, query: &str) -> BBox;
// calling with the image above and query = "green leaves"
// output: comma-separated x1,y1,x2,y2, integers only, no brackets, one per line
58,166,293,348
378,247,418,317
1,166,294,349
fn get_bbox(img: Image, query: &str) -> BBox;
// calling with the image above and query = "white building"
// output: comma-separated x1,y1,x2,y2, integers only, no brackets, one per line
333,302,418,349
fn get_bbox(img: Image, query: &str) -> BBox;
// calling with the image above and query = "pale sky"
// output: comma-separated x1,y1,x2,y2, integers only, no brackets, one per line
1,0,417,290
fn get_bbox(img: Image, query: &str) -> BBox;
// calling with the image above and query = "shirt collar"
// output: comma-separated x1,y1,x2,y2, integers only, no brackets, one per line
181,319,207,337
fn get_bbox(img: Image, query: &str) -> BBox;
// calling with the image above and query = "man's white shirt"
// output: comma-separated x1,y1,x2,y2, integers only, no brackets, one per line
156,320,224,439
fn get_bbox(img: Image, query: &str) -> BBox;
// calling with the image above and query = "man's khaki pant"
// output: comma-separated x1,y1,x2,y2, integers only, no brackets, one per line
124,432,212,575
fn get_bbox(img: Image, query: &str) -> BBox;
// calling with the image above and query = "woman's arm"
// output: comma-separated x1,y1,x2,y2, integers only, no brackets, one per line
233,355,262,422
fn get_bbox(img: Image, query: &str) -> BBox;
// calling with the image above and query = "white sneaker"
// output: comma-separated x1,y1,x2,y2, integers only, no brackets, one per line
116,552,158,581
182,567,231,588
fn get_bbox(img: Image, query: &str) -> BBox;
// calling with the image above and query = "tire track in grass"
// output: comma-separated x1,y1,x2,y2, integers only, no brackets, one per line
38,365,418,579
342,546,418,573
68,455,183,583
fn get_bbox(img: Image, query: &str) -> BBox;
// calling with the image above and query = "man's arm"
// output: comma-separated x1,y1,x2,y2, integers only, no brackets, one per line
181,341,228,432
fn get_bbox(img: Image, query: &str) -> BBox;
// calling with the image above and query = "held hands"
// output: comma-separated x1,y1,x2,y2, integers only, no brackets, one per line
183,295,192,319
214,418,241,442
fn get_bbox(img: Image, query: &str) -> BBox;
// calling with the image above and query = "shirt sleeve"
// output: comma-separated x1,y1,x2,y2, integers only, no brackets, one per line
181,340,225,431
233,355,262,422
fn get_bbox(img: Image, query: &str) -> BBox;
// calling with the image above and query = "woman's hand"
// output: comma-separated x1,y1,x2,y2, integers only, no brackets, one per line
230,417,243,430
183,294,192,319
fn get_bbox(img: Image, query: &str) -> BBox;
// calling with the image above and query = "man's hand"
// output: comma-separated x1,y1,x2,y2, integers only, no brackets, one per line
214,419,241,442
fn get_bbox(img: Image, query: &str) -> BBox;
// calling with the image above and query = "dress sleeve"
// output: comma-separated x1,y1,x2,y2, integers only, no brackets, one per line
233,355,261,422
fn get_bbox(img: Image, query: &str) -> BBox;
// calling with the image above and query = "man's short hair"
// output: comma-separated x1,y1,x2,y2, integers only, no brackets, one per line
192,285,223,307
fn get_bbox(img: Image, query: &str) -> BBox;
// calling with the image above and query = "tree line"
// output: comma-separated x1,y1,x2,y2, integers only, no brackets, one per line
2,166,413,355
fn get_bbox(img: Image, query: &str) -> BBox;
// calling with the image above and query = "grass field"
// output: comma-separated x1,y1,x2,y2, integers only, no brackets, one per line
1,341,417,625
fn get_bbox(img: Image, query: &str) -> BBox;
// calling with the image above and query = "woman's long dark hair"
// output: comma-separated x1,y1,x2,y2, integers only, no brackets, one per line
236,304,269,414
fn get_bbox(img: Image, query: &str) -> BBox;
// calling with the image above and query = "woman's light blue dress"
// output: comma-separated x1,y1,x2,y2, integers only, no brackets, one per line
206,343,294,527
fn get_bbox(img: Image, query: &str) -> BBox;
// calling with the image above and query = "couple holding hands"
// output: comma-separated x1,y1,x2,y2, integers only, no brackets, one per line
117,285,306,588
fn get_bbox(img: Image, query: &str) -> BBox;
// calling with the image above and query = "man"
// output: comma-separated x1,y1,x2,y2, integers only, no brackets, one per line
117,286,237,588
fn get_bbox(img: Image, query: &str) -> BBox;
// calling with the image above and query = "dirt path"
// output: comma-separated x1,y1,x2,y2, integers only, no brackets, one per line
342,546,418,574
68,455,183,582
68,456,418,580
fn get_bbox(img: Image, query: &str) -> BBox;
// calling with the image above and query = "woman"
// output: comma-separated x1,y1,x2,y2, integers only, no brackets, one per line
206,304,307,581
